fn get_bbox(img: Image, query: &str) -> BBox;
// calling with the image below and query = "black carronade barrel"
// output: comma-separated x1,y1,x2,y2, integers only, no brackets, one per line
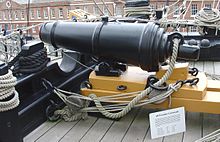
40,21,198,71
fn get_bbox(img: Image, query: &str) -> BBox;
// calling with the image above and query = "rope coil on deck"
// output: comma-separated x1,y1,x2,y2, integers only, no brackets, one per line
0,70,19,112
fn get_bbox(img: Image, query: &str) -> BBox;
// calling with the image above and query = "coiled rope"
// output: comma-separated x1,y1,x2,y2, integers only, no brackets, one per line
47,38,181,121
8,48,50,75
195,8,220,27
0,70,19,112
194,7,220,35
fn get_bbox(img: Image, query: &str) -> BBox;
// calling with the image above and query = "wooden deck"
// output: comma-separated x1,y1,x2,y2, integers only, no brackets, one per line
24,61,220,142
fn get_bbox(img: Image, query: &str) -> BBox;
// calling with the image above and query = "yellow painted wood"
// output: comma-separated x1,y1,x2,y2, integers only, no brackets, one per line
82,88,220,114
81,65,220,114
85,66,206,100
89,66,148,92
207,80,220,92
148,91,220,114
170,91,220,114
156,63,189,81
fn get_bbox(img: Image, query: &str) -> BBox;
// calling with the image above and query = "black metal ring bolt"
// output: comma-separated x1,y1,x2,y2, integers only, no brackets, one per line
84,81,92,89
80,80,93,89
146,75,169,91
189,67,199,76
45,100,61,122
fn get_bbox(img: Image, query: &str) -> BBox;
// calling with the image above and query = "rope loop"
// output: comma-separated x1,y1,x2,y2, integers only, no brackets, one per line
147,75,168,91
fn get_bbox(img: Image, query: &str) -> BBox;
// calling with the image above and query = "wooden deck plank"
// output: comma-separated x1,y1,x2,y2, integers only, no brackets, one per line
35,120,79,142
188,62,195,68
24,120,61,142
59,116,98,142
183,112,202,142
121,108,150,142
203,61,214,74
194,62,204,71
143,129,163,142
79,118,114,142
203,114,220,136
163,133,183,142
214,62,220,75
100,108,139,142
24,61,220,142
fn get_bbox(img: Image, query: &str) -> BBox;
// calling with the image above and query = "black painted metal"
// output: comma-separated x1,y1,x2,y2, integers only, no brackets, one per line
0,108,22,142
183,33,220,61
17,62,93,138
0,64,22,142
0,49,93,142
40,21,199,72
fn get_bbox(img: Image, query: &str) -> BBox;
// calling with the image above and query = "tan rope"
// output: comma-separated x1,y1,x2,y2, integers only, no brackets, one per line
52,38,181,121
0,70,19,112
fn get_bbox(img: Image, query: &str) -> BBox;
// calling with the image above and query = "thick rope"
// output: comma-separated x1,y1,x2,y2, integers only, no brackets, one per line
8,48,49,75
0,70,19,112
194,7,220,35
52,38,180,121
89,38,180,119
54,93,90,121
195,8,220,25
53,81,182,121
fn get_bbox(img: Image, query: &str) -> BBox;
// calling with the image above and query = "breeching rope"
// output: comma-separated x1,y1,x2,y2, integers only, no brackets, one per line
0,70,19,112
44,38,185,121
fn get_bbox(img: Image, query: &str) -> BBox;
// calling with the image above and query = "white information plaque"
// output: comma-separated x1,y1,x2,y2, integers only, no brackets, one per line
149,107,186,139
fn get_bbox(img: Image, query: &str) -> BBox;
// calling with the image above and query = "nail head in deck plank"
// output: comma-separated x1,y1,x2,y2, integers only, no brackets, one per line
59,116,98,142
79,118,114,142
122,108,150,142
101,108,139,142
189,62,195,68
36,120,79,142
